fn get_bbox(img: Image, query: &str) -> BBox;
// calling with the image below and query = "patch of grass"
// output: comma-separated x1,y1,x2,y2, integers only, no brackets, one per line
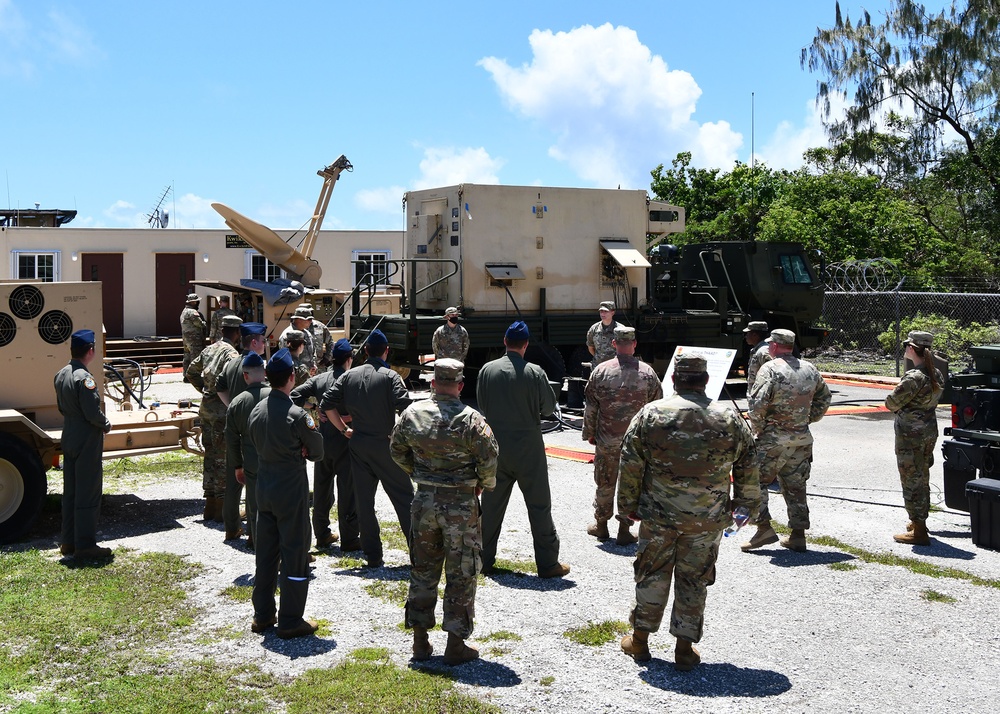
490,558,537,575
921,589,957,603
280,656,499,714
0,550,202,700
480,630,522,642
563,620,629,646
378,520,410,552
99,451,203,491
540,676,555,686
364,580,409,606
808,533,1000,589
221,584,254,602
351,647,390,661
487,646,510,657
828,562,859,572
334,555,367,569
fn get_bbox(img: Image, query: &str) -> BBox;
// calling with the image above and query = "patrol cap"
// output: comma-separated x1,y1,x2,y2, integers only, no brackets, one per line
904,330,934,348
770,328,796,345
332,338,353,358
443,306,460,318
221,314,243,328
267,347,294,371
434,357,464,383
505,321,530,341
71,329,96,349
242,351,265,369
186,293,200,303
366,329,388,348
674,353,708,374
239,322,267,338
291,305,313,319
284,329,305,343
613,325,636,342
744,320,769,333
599,300,615,312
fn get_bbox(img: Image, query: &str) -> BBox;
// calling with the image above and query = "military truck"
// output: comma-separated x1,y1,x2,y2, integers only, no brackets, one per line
0,280,200,544
349,183,826,385
942,345,1000,511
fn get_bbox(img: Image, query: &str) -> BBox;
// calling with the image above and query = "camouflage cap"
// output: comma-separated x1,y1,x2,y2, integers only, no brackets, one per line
221,315,243,328
291,305,313,319
613,325,636,342
770,328,796,345
433,357,464,383
284,329,305,342
599,300,615,311
443,306,460,318
905,330,934,348
674,353,707,374
185,293,200,303
744,320,769,333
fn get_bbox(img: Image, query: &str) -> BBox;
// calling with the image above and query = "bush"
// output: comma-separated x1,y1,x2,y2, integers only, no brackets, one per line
877,313,1000,360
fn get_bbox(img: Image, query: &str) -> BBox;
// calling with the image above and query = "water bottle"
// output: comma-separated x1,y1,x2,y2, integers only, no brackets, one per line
723,506,750,537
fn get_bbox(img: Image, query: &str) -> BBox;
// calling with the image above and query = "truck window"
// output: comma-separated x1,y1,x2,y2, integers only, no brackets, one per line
780,255,813,285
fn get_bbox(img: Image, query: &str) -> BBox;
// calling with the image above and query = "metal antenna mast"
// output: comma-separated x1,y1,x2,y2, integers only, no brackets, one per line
146,185,172,228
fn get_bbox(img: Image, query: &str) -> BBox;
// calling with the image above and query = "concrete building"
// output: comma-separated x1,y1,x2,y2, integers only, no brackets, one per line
1,224,402,338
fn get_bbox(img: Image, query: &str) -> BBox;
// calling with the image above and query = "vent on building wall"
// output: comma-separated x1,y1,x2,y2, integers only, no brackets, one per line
0,313,15,347
38,310,74,345
9,285,45,320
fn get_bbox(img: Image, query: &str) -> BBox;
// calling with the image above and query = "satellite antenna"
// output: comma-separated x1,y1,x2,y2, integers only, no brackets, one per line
146,185,172,228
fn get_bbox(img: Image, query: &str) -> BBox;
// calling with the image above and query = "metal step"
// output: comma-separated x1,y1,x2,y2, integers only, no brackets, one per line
105,337,186,369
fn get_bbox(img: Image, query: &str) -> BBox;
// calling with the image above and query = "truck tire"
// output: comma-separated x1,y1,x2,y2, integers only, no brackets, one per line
525,342,567,385
0,433,47,544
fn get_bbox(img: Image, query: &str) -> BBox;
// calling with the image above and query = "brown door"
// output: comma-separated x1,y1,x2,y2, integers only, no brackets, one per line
156,254,196,336
81,253,124,337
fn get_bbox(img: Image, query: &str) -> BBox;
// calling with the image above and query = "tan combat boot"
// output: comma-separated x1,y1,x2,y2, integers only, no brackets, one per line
412,626,433,661
894,520,931,546
781,528,807,552
203,497,217,521
621,629,651,662
741,523,779,552
443,632,479,665
211,497,225,522
587,520,610,540
674,637,701,671
616,520,638,546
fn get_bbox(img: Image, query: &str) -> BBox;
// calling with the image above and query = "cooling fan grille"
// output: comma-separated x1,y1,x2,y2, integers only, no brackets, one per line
9,285,45,320
38,310,74,345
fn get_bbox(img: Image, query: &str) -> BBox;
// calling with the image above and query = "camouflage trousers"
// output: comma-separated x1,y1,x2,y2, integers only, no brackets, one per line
895,433,935,522
630,522,721,642
755,438,812,530
593,443,627,524
200,414,227,499
182,340,204,376
406,488,482,639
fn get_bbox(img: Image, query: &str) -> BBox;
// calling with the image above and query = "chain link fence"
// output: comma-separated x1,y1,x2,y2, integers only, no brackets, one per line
813,290,1000,376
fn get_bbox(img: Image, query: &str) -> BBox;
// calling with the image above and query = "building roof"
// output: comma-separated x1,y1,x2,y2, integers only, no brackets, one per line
0,209,77,227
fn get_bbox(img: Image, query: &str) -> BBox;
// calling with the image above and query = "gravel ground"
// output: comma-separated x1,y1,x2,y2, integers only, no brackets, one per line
16,372,1000,713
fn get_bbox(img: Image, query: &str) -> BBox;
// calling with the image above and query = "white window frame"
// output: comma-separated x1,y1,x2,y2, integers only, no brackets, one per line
352,250,391,290
245,250,286,282
11,250,60,281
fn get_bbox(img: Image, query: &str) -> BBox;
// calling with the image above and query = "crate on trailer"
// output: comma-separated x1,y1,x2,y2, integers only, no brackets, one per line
966,478,1000,551
970,345,1000,374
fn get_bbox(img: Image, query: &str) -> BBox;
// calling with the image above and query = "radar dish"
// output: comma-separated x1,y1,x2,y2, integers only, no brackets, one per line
9,285,45,320
38,310,73,345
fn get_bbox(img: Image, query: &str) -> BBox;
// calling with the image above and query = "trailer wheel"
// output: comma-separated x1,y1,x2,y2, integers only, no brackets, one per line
525,341,567,384
0,433,47,544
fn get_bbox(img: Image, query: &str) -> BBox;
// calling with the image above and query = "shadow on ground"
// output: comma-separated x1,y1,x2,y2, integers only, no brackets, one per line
639,660,792,697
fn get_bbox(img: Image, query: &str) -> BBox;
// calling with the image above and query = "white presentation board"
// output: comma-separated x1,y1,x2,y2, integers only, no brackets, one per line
660,345,739,402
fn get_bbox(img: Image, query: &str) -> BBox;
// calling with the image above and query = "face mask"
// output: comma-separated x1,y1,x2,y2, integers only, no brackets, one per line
448,317,458,324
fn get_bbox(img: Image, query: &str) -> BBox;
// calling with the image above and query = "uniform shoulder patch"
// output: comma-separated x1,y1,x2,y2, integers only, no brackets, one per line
83,375,97,390
304,413,317,430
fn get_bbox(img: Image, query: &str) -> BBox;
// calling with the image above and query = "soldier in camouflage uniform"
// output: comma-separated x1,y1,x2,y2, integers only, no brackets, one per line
586,300,621,367
618,353,758,670
743,320,771,392
742,329,831,553
279,305,317,371
208,295,237,343
582,325,662,545
180,293,207,379
283,329,312,387
187,314,242,521
391,358,499,665
432,307,471,361
886,330,944,546
309,315,335,370
225,351,271,549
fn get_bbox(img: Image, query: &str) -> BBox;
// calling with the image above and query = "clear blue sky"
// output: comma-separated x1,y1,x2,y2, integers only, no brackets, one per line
2,0,935,231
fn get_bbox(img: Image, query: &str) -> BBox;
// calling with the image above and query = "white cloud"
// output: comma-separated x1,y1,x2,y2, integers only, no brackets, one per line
102,199,144,227
479,23,742,188
414,147,504,189
174,193,226,229
0,2,102,77
355,186,407,216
